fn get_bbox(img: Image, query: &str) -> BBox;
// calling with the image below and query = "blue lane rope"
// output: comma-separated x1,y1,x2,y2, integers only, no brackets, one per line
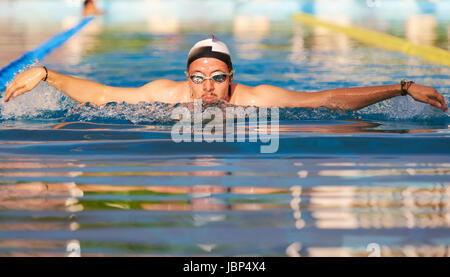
0,17,94,92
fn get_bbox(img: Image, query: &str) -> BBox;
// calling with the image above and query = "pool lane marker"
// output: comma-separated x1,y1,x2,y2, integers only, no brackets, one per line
292,13,450,67
0,17,94,92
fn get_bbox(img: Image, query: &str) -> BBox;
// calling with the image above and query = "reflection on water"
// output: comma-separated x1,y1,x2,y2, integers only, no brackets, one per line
406,14,437,46
0,150,449,256
0,179,449,256
312,17,352,53
233,15,270,60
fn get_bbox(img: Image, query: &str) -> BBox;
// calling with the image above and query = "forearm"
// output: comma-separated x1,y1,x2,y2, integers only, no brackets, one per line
322,85,403,110
5,67,155,105
249,84,403,110
46,70,115,105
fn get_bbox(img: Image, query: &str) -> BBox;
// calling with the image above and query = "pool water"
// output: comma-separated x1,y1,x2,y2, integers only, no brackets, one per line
0,0,449,257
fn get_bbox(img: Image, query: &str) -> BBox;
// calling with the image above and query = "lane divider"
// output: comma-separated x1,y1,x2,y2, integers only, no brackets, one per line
292,13,450,67
0,17,94,92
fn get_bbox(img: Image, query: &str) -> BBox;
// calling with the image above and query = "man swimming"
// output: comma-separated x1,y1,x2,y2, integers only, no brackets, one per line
3,36,448,112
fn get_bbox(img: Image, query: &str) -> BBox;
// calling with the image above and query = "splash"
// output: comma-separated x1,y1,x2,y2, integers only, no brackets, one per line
1,80,74,121
66,101,176,124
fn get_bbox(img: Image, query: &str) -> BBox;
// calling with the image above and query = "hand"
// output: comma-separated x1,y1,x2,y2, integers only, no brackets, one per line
407,83,448,112
3,67,46,102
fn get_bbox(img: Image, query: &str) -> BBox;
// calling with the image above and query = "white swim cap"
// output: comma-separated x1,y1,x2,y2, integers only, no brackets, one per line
187,35,233,71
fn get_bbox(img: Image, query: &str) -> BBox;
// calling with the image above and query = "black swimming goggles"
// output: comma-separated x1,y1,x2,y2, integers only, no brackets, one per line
185,70,234,84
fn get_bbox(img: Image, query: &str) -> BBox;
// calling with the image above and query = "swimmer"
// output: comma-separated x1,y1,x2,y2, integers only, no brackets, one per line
3,36,448,112
82,0,103,17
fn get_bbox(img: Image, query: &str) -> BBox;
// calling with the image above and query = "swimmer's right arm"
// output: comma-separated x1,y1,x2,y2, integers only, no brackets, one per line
4,67,159,105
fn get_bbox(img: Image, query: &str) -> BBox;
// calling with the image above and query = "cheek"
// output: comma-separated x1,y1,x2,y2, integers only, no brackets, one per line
213,81,229,97
189,83,202,96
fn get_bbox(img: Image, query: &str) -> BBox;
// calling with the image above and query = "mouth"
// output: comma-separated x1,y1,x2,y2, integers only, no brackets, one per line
202,95,218,102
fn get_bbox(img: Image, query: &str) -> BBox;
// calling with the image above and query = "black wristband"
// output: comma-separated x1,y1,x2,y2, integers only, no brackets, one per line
42,66,48,82
400,79,414,96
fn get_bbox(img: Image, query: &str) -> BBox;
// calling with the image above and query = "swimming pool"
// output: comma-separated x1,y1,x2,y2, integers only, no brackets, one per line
0,0,449,257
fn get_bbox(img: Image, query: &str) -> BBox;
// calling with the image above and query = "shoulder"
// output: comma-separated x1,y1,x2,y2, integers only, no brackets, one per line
142,79,184,90
230,83,256,105
231,83,312,107
230,83,282,106
141,80,188,103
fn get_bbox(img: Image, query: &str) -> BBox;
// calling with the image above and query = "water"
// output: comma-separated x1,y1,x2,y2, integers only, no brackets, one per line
0,0,450,257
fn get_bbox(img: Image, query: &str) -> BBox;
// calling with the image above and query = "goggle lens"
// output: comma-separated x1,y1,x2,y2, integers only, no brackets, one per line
191,75,204,84
212,74,227,83
189,72,231,84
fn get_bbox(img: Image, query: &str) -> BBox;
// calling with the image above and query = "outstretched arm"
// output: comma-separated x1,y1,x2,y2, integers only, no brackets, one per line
3,67,173,105
246,83,447,111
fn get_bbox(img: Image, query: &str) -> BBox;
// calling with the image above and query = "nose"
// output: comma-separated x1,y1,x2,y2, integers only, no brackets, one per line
202,79,214,93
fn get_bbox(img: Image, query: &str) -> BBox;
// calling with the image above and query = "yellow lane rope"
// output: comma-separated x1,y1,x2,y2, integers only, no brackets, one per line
292,13,450,67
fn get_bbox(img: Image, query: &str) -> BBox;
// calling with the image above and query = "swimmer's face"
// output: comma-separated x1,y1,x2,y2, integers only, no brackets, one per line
187,58,233,103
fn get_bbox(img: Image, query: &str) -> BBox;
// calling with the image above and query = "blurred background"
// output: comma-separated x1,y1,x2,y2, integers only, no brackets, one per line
1,0,449,68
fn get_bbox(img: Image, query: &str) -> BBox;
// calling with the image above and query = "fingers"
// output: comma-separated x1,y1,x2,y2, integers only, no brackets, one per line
4,82,22,102
5,79,16,93
4,68,41,102
11,86,28,99
434,91,448,112
424,88,448,112
416,86,449,112
427,99,443,110
6,85,25,102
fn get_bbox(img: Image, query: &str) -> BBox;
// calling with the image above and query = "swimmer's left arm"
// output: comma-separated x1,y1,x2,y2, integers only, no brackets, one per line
240,84,327,108
247,84,447,111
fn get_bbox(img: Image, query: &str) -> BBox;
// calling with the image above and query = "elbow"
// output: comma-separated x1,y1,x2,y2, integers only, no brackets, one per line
322,91,361,111
316,90,341,110
92,88,114,105
95,95,108,105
